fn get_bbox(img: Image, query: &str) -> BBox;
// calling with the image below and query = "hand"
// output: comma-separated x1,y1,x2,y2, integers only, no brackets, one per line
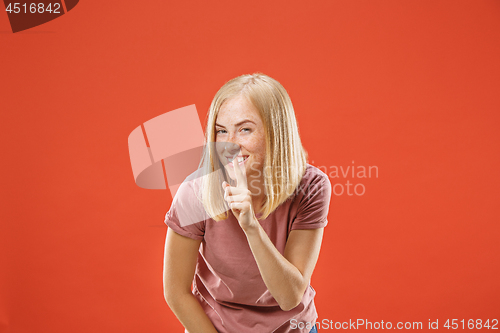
222,156,259,232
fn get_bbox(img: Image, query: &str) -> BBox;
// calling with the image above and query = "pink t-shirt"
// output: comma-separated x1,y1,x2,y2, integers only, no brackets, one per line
164,164,332,333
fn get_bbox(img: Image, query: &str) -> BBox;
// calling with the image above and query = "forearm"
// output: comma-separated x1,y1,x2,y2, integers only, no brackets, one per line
166,292,219,333
243,222,306,311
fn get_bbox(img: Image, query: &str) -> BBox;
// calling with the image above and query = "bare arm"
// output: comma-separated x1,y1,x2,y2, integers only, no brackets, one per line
243,225,324,311
224,159,325,311
163,228,218,333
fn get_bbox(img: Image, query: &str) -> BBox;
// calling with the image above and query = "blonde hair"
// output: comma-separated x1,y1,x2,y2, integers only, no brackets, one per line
197,73,308,221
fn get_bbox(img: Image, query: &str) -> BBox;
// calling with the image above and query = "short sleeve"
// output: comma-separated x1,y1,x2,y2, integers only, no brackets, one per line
291,170,332,231
164,179,206,240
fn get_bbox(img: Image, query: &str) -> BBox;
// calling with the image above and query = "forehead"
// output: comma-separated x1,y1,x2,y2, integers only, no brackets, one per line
216,95,262,124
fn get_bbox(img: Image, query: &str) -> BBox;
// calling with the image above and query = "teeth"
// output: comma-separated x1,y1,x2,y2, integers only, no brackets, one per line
228,156,247,163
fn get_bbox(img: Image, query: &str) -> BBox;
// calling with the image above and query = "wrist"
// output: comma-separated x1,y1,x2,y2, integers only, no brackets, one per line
242,217,261,236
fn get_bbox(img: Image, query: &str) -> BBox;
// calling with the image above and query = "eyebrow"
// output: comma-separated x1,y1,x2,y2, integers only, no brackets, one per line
215,120,256,128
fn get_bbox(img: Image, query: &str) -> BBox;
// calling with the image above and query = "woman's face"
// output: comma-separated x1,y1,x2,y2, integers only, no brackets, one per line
215,94,266,184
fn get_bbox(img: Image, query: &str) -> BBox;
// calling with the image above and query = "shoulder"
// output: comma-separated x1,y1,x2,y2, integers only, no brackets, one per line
295,163,332,203
168,168,210,227
286,163,331,206
288,164,332,230
172,168,204,201
298,163,331,190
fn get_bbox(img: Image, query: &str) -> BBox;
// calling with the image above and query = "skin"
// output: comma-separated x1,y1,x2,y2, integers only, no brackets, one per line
163,232,217,333
163,94,325,332
215,94,267,211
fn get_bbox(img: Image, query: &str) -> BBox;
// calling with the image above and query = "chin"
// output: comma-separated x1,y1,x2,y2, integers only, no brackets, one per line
225,168,246,181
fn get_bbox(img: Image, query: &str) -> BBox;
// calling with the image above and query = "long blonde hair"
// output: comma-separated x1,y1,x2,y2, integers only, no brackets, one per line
197,73,308,221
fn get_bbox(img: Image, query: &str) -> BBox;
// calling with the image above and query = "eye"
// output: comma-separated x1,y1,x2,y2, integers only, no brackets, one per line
241,128,251,132
216,129,227,134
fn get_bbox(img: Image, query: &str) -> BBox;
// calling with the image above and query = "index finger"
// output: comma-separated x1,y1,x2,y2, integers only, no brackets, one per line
233,156,248,189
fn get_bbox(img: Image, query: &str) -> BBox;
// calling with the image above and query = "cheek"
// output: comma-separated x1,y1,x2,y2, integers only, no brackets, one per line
213,143,224,158
251,137,266,161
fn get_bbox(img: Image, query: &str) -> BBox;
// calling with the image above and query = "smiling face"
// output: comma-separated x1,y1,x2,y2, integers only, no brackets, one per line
215,94,267,187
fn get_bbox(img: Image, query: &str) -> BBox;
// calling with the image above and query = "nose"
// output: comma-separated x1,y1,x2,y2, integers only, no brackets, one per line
223,133,241,154
225,141,241,156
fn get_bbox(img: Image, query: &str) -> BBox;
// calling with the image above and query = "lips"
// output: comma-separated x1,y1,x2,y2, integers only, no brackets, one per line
226,155,249,165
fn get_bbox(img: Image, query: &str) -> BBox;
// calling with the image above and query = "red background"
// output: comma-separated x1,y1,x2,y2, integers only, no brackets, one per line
1,1,499,332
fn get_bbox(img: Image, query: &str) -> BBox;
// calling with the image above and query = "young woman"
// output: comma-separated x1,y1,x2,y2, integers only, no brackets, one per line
163,73,331,333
